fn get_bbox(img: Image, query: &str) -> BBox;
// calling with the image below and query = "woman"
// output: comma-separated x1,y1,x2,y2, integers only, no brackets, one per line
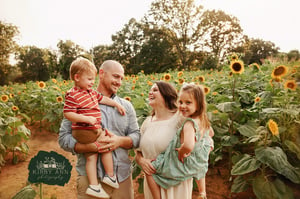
135,81,193,199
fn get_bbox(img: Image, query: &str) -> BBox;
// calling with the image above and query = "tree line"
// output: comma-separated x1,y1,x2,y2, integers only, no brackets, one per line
1,0,299,85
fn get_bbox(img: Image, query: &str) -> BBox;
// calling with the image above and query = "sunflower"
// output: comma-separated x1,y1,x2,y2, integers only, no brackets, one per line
230,60,244,74
212,110,218,114
251,63,260,70
230,53,239,61
11,106,19,111
131,85,135,90
284,80,297,91
163,74,171,81
124,96,131,101
212,92,218,96
147,81,153,86
56,96,64,103
254,97,261,103
141,93,144,97
132,80,136,84
52,78,57,84
1,94,9,102
271,65,288,78
269,79,274,87
9,93,14,98
198,76,205,82
125,76,129,81
273,77,282,82
178,78,185,85
203,86,210,95
38,81,46,89
177,71,184,77
268,119,279,136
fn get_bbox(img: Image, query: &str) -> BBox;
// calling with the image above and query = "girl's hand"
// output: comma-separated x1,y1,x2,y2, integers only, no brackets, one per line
176,145,190,163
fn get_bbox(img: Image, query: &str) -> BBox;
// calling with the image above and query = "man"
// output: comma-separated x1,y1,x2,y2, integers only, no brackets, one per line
59,60,140,199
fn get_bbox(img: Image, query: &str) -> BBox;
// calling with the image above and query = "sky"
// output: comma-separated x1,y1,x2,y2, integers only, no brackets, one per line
0,0,299,53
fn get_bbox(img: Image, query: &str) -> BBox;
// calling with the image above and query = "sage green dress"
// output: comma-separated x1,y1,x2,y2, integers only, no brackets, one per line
151,118,211,189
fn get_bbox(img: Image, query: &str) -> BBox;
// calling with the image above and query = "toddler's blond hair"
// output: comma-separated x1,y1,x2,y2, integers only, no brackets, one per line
69,57,97,80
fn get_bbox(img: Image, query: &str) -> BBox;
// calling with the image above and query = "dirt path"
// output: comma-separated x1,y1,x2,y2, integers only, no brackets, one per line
2,125,296,199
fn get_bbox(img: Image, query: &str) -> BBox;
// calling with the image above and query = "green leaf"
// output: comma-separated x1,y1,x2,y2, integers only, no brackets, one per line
231,175,249,193
261,108,280,114
237,120,258,137
252,175,294,199
12,185,37,199
255,147,300,184
221,135,239,146
216,102,240,113
284,140,300,160
231,154,261,175
2,134,22,149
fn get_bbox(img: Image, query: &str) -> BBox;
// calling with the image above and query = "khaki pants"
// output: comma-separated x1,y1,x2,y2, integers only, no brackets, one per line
77,175,134,199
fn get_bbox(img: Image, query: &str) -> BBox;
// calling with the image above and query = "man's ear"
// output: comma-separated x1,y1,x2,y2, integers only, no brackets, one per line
98,69,104,78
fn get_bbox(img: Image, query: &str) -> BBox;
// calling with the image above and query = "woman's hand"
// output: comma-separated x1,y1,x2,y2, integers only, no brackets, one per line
135,152,156,175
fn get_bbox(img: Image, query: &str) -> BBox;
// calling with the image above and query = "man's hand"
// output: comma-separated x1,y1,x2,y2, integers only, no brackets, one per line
96,129,121,153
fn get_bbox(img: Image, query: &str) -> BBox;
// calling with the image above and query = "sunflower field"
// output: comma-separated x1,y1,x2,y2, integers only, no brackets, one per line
1,56,300,198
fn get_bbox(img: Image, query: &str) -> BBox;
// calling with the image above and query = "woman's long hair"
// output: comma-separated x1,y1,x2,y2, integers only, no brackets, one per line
151,81,178,116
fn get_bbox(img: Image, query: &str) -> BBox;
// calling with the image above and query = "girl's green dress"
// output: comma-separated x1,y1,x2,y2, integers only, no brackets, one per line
151,118,211,189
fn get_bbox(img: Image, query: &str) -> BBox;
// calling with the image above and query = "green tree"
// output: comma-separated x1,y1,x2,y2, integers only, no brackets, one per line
287,49,300,62
145,0,204,70
57,40,85,80
0,21,19,85
199,10,244,66
110,18,145,73
246,38,279,65
16,46,50,82
91,45,113,69
131,26,178,74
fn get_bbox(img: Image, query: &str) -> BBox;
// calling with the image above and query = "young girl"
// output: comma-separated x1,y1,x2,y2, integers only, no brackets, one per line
146,83,213,199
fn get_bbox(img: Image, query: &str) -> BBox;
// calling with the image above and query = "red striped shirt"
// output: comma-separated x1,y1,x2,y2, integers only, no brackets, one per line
63,87,103,130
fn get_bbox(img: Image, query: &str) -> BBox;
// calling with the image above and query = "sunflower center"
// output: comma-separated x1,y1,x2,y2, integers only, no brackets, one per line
287,82,294,89
232,63,241,71
274,67,285,76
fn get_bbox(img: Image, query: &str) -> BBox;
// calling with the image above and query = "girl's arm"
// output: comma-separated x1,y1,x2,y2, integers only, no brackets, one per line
100,96,126,115
176,121,196,163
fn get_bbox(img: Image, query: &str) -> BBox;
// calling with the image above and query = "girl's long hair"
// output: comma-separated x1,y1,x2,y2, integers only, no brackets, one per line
180,83,210,129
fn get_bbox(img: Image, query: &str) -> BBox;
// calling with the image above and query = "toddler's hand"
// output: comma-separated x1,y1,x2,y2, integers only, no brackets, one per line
85,116,98,125
116,104,126,116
